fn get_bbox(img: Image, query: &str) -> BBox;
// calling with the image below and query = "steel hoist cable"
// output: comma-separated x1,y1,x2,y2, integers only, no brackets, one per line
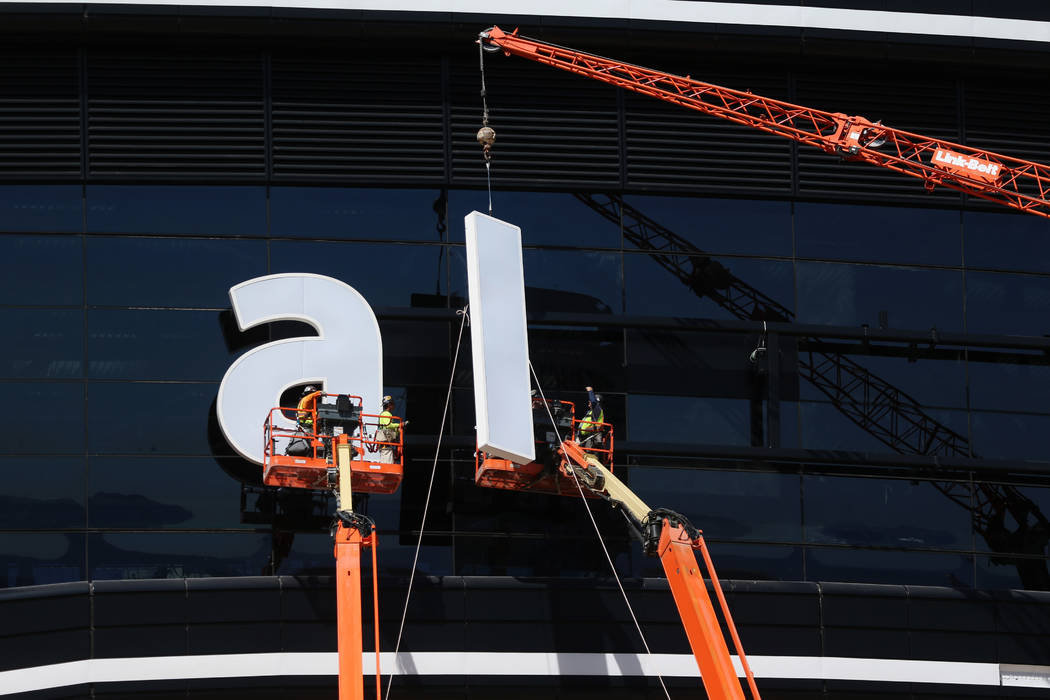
477,37,496,214
528,362,672,700
384,306,470,700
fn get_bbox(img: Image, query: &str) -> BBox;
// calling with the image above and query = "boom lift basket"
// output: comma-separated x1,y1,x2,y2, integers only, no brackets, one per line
475,397,613,496
263,393,403,494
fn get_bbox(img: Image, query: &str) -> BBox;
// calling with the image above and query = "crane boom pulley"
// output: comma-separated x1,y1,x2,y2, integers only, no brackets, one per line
479,26,1050,219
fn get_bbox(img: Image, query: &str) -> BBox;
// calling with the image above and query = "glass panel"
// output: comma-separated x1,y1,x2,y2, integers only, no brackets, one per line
628,394,754,446
0,382,84,453
89,532,272,580
522,249,621,315
965,210,1050,273
0,533,85,587
625,252,793,320
270,241,449,307
379,320,451,387
448,190,621,248
796,262,964,331
796,202,961,265
277,531,452,577
629,468,801,543
965,270,1050,337
622,195,792,258
0,185,82,233
626,329,800,401
805,547,974,587
271,187,445,241
970,410,1050,461
968,361,1050,413
88,309,234,381
527,327,625,393
86,185,266,236
88,457,248,530
799,401,969,454
87,382,215,455
85,237,267,308
799,353,967,409
0,235,82,306
976,554,1047,591
453,534,629,578
633,542,802,581
0,309,82,379
0,457,85,530
804,474,972,550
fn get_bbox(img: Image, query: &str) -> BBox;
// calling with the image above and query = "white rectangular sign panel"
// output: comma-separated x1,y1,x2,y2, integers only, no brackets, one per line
465,211,535,465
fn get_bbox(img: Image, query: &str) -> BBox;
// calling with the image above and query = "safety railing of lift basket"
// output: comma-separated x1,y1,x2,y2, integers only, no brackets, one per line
573,418,614,470
263,405,330,468
356,412,404,464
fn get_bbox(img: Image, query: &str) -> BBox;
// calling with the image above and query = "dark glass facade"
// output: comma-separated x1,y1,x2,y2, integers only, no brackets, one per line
2,20,1050,599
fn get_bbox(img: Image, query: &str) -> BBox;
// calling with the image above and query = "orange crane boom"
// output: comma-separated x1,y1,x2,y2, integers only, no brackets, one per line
479,26,1050,219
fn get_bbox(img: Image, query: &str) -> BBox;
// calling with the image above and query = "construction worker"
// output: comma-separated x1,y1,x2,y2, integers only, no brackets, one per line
577,386,604,449
376,395,405,464
296,385,322,431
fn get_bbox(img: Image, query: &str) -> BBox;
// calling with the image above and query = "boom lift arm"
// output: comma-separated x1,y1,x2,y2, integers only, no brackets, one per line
558,441,761,700
479,26,1050,219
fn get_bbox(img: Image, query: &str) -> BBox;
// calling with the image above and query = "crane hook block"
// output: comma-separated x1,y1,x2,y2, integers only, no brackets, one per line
477,126,496,147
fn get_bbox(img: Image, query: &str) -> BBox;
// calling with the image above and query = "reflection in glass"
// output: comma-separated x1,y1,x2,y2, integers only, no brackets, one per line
88,457,246,530
86,186,266,236
522,249,621,315
803,474,972,550
965,270,1050,336
624,194,792,257
0,457,85,530
89,532,271,581
796,262,964,331
805,547,974,587
270,241,448,307
0,383,84,453
272,187,445,241
629,395,754,446
796,202,960,265
799,401,969,454
970,410,1050,461
798,353,967,409
88,309,233,381
625,252,793,320
0,185,82,233
0,533,85,587
86,237,267,308
87,382,215,455
965,210,1050,273
448,190,621,248
630,467,801,543
968,362,1050,414
633,542,802,581
0,309,82,378
453,534,627,578
0,236,82,306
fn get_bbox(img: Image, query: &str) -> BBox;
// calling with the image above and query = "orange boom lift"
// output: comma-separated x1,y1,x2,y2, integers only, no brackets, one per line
263,392,405,700
479,26,1050,219
476,400,760,700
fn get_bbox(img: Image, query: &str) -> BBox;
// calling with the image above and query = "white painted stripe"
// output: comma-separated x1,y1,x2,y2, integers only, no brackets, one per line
0,652,1044,694
3,1,1050,45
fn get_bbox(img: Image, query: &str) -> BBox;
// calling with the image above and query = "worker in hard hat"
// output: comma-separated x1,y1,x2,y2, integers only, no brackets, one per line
296,385,323,431
376,395,406,463
577,386,604,451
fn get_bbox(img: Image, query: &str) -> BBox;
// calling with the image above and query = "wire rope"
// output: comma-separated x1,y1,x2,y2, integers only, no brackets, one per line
384,306,469,700
528,362,672,700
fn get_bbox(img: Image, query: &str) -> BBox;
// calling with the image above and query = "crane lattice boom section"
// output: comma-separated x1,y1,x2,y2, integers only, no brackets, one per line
484,26,1050,218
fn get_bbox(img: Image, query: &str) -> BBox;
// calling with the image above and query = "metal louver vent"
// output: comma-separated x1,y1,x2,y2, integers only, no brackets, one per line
624,62,793,195
795,71,962,205
86,52,265,179
0,50,81,179
450,59,621,188
271,55,445,183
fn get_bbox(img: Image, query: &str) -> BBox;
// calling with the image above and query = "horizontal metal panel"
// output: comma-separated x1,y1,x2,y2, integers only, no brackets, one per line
86,53,265,178
0,50,81,178
271,55,445,182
